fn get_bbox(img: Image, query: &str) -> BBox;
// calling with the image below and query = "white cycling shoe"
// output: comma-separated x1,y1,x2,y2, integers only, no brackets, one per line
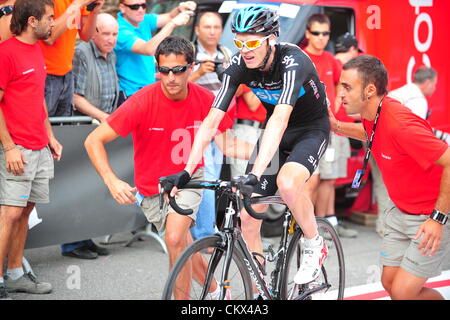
294,236,328,284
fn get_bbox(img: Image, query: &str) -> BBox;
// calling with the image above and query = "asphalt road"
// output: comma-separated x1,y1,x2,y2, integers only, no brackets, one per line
11,220,450,300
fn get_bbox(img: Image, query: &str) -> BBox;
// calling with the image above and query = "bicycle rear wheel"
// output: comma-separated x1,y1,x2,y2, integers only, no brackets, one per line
162,235,253,300
281,217,345,300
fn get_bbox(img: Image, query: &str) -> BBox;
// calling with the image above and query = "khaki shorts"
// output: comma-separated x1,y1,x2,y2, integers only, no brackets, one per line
381,205,450,279
140,168,204,233
318,133,351,180
0,145,54,207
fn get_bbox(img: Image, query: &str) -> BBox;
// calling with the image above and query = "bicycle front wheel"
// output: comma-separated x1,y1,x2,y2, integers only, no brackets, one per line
162,235,253,300
281,217,345,300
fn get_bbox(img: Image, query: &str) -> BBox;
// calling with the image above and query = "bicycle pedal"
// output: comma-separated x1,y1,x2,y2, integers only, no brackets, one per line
252,252,266,276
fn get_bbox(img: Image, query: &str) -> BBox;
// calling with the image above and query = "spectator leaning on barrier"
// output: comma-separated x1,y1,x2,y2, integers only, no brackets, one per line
84,36,252,299
330,55,450,300
60,13,120,260
38,0,105,117
0,0,63,300
0,0,14,42
303,14,356,238
114,0,196,104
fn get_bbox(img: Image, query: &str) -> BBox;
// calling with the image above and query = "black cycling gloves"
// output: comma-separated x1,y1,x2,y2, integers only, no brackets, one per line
159,170,191,193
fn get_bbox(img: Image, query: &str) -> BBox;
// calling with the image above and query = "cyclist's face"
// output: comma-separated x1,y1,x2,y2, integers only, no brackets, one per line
235,33,271,69
158,53,193,101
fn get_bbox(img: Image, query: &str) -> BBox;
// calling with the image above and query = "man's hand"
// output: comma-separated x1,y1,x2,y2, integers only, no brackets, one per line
5,147,27,176
49,137,63,161
171,10,194,27
178,1,197,12
414,218,444,257
197,60,216,76
105,177,137,205
159,170,191,198
90,0,105,14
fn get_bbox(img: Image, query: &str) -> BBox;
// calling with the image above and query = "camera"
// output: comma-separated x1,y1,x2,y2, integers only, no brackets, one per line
196,59,226,81
87,1,99,11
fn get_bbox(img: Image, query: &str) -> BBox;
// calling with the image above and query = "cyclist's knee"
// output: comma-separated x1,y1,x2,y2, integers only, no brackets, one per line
277,169,308,203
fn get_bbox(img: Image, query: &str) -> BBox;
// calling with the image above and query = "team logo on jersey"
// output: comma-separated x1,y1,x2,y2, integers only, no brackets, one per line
231,54,242,65
281,55,299,68
251,87,305,105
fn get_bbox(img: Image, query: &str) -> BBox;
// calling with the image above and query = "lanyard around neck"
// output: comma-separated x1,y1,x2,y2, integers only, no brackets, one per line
351,96,385,189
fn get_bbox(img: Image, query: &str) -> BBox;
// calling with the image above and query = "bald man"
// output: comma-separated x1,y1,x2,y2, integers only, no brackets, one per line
60,13,120,260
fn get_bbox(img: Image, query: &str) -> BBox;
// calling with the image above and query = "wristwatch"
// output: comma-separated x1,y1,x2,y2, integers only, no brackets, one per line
430,209,448,225
0,6,13,19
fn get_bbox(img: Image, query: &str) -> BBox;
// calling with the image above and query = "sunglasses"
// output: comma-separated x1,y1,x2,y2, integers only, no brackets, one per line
158,64,191,75
233,35,270,51
123,3,147,10
309,30,331,36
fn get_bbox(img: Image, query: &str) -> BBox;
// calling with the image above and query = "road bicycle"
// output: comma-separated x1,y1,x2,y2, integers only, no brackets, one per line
160,176,345,300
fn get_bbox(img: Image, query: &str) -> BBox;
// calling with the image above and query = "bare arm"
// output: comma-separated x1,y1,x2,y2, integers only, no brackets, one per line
241,90,262,112
78,0,105,42
74,93,109,122
42,0,96,46
250,104,292,178
415,147,450,256
84,122,136,204
156,1,196,27
214,129,254,160
43,100,63,161
131,11,192,56
184,108,225,175
328,106,366,141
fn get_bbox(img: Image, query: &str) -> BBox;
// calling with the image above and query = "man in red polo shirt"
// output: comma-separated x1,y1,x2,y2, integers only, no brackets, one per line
330,55,450,300
84,36,251,299
0,0,62,300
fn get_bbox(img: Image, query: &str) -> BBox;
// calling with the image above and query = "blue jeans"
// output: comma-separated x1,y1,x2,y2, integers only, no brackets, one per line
190,142,223,240
44,72,74,117
61,239,94,253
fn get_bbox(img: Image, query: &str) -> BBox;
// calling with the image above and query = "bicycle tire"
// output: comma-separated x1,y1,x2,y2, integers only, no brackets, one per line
162,235,254,300
280,217,345,300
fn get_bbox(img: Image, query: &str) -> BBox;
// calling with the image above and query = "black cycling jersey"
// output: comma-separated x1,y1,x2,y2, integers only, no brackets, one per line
212,43,329,128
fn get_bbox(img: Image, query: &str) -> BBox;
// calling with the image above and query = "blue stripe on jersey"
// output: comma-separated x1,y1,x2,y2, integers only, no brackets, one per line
250,86,306,105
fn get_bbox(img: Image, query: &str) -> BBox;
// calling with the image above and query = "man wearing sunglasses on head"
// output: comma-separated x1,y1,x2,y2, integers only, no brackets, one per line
115,0,196,105
84,36,253,298
163,5,331,286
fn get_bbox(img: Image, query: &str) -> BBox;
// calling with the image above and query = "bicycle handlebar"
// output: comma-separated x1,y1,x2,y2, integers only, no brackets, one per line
158,177,269,220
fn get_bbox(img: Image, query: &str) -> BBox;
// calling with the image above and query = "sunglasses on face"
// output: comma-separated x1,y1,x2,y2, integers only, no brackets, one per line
233,35,270,51
158,64,191,75
123,3,147,10
309,30,331,36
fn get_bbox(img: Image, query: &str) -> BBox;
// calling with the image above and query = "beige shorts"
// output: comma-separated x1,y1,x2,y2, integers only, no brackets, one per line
381,205,450,279
0,145,54,207
140,168,204,233
318,133,351,180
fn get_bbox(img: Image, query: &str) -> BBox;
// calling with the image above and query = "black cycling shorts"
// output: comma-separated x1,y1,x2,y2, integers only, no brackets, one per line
245,116,330,197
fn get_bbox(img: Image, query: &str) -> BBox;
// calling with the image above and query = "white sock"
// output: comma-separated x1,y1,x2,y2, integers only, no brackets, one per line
6,268,24,281
304,234,322,247
0,277,4,284
326,215,339,227
210,280,220,296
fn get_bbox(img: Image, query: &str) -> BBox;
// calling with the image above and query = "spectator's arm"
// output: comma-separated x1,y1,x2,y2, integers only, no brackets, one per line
329,105,366,141
241,90,262,112
43,100,63,161
131,11,192,56
42,0,96,46
214,129,254,160
0,90,14,149
79,0,105,42
74,94,109,122
156,1,196,28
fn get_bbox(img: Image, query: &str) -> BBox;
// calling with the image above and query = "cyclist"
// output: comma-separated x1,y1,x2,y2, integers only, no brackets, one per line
163,5,330,285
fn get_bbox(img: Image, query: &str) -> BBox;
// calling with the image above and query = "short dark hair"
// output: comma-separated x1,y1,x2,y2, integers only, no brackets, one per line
306,13,330,30
413,66,437,84
10,0,53,35
196,11,223,27
155,35,195,65
343,55,388,96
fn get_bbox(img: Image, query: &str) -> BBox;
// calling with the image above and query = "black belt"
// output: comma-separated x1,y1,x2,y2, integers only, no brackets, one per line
236,119,263,128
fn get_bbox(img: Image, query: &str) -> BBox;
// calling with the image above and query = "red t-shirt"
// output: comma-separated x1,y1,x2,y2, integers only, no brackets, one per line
305,50,341,105
107,82,233,196
235,85,266,123
0,37,49,150
363,97,448,214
